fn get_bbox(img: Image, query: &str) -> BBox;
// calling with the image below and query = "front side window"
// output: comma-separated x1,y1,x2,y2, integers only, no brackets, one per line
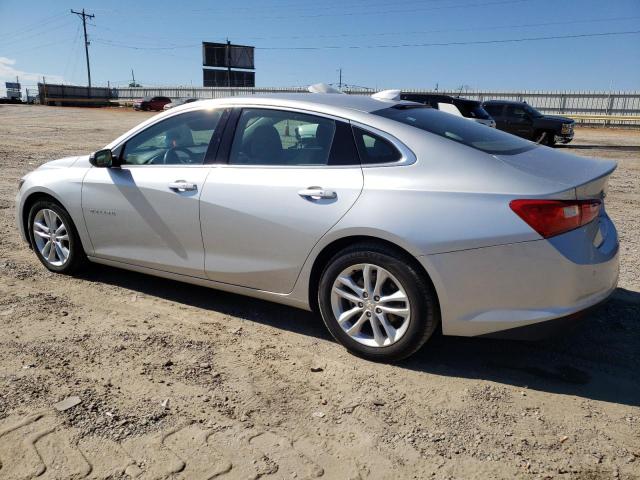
229,109,338,166
523,104,543,118
121,109,222,165
374,105,536,155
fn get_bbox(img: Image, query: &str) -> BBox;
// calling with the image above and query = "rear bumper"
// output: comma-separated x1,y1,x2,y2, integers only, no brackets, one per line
477,292,613,340
419,214,619,337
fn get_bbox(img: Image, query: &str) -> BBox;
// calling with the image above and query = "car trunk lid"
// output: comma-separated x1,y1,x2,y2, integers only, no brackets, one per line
494,146,616,200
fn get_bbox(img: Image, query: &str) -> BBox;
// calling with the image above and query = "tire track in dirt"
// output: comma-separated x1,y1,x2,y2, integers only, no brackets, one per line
0,410,364,479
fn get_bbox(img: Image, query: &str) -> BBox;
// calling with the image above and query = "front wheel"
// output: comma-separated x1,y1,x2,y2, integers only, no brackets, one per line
28,200,87,274
536,130,556,147
318,244,439,362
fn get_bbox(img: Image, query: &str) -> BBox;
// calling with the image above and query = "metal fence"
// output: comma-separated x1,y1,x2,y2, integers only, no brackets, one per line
115,87,640,126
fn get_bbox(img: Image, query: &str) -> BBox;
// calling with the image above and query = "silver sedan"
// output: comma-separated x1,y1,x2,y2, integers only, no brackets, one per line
16,92,619,361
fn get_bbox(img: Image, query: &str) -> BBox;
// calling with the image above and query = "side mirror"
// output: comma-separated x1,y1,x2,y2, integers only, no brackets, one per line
90,148,114,168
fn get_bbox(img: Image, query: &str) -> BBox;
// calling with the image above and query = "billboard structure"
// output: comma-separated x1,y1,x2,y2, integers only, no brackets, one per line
5,82,21,99
202,41,255,87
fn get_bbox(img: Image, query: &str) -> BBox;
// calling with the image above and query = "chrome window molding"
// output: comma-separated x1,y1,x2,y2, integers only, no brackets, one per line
109,104,226,154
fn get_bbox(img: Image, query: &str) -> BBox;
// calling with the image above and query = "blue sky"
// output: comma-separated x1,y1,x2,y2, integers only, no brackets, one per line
1,0,639,95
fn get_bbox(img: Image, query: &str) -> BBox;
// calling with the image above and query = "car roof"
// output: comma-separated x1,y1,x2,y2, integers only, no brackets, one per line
482,100,525,105
192,93,418,116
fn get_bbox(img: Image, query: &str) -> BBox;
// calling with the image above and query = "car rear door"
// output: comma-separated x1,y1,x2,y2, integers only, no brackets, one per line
82,108,227,278
200,107,363,293
504,105,535,138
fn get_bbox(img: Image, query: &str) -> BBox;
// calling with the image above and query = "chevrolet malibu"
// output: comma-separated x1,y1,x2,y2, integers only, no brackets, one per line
16,92,619,361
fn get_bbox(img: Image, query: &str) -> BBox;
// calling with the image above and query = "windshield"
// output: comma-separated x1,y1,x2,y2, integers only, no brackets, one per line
374,105,536,155
523,104,543,118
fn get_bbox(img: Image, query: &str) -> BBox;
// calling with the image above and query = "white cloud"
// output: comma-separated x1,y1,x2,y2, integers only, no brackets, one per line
0,57,64,96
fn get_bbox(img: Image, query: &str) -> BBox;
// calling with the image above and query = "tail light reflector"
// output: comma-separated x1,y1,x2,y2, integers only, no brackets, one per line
509,199,601,238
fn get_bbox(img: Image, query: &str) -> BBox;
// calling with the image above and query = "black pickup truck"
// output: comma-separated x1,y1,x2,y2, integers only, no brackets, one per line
482,100,575,146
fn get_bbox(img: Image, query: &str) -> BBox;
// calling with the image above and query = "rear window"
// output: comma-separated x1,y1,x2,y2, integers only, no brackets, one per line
373,105,536,155
483,104,503,117
455,100,491,119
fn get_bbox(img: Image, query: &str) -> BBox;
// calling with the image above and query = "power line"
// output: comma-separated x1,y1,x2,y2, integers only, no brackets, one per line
89,14,640,44
192,0,534,20
189,0,474,14
92,29,640,52
0,18,74,46
243,15,640,41
63,24,82,83
260,29,640,50
0,13,67,40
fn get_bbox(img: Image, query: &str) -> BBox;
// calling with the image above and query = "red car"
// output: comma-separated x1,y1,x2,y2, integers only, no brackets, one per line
133,96,171,111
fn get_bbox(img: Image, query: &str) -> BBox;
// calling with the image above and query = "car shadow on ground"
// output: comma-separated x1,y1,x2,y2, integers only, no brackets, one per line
557,145,640,152
81,265,640,407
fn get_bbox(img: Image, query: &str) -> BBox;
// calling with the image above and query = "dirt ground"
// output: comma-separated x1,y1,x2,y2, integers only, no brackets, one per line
0,105,638,480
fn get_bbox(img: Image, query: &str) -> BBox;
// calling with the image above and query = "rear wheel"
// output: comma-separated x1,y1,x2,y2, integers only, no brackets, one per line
318,244,439,361
28,200,86,274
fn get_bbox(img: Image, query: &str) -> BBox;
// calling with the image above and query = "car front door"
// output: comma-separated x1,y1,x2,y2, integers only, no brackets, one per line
505,105,535,138
82,108,226,277
200,107,364,293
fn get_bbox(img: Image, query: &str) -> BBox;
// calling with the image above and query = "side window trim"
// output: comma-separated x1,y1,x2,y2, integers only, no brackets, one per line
203,107,231,164
221,107,359,168
349,121,416,168
214,107,242,164
111,107,227,166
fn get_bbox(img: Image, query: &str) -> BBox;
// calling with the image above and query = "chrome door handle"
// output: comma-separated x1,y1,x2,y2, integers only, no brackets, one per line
298,187,337,200
168,180,197,192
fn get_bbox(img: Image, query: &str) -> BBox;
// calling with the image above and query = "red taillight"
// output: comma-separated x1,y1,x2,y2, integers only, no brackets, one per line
509,199,601,238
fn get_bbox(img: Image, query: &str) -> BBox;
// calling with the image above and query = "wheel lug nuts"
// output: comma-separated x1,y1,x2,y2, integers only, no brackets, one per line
366,311,372,317
374,296,380,301
363,292,368,298
375,308,382,314
358,302,363,308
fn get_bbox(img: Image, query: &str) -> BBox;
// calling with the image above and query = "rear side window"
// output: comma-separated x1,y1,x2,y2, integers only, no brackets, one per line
228,108,359,166
483,104,503,117
352,127,402,165
506,105,528,118
373,105,535,155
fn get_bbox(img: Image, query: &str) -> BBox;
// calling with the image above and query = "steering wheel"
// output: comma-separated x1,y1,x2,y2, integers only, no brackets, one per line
161,147,192,165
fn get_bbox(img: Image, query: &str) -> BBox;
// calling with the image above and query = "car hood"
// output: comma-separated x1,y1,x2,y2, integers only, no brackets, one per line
542,114,574,124
36,156,82,170
494,146,616,193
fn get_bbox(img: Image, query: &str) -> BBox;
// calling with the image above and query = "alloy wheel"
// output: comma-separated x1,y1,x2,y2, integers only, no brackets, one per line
330,263,411,347
32,209,70,267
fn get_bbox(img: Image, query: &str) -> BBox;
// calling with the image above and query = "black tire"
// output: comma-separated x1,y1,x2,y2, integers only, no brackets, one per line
318,243,440,362
27,199,87,274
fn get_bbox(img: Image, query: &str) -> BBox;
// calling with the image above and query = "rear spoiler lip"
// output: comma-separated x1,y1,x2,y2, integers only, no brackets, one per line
573,159,617,200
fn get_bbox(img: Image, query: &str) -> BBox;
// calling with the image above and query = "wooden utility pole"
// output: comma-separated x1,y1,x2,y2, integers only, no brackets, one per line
71,9,95,95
